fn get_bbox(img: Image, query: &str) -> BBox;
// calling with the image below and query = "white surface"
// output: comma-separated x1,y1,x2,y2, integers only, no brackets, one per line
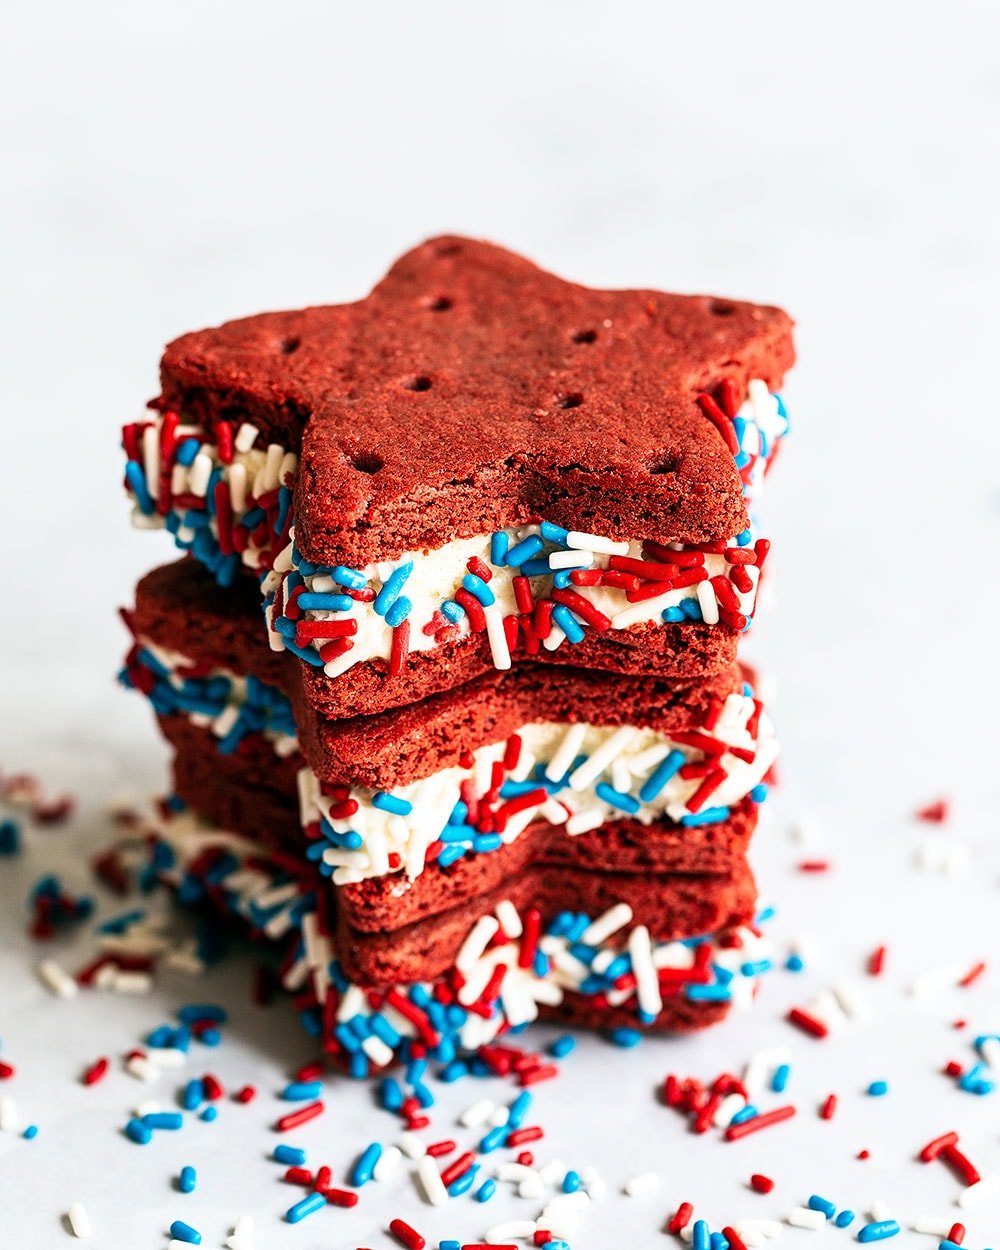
2,2,1000,1245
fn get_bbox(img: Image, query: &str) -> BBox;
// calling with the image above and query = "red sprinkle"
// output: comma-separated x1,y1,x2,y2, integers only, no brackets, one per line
948,1224,966,1245
81,1057,109,1086
388,620,410,676
439,1151,476,1187
797,860,830,873
917,798,949,822
324,1187,359,1207
518,1063,558,1087
919,1130,959,1162
506,1126,543,1146
724,1105,796,1141
959,961,986,987
750,1173,774,1194
787,1007,829,1039
722,1228,748,1250
868,945,887,976
820,1093,837,1120
284,1166,313,1186
275,1100,324,1131
234,1084,257,1104
426,1139,456,1158
667,1201,694,1233
389,1218,426,1250
940,1143,981,1187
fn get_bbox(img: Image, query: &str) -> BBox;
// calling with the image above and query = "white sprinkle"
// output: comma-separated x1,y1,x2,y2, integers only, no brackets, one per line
623,1171,660,1196
910,1215,954,1235
494,899,523,939
566,530,630,556
110,970,153,994
142,423,160,500
548,549,594,569
714,1092,747,1127
134,1100,161,1118
489,1105,510,1127
67,1203,92,1239
459,1098,496,1128
787,1205,826,1229
957,1174,1000,1208
125,1055,160,1083
611,593,675,630
229,461,248,512
497,1162,539,1183
540,1190,590,1214
980,1037,1000,1070
541,623,567,652
0,1096,19,1131
582,1167,606,1200
580,902,634,946
518,1175,545,1199
696,578,720,625
361,1035,394,1069
538,1158,566,1185
455,915,500,973
833,979,871,1020
396,1131,427,1159
568,727,636,791
564,806,607,835
545,723,588,781
486,1221,537,1241
234,422,260,453
484,606,512,670
373,1144,402,1182
38,958,77,998
869,1199,892,1221
628,924,662,1018
261,442,285,492
416,1154,449,1206
146,1047,187,1069
909,962,968,997
188,450,214,497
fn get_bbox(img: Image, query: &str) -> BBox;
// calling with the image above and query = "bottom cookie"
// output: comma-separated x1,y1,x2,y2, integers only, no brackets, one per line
129,800,774,1074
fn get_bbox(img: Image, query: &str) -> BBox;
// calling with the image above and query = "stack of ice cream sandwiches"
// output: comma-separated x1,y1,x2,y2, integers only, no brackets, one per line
119,237,794,1070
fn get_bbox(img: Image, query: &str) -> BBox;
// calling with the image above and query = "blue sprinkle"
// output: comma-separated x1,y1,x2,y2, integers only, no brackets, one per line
124,460,154,514
490,532,509,566
857,1221,900,1242
385,595,412,627
447,1162,479,1196
285,1192,326,1223
440,599,465,623
0,819,22,855
735,528,753,546
373,562,414,616
178,1004,226,1024
518,556,552,577
638,749,686,802
710,1236,728,1250
729,1104,758,1126
594,782,641,814
772,1063,791,1093
282,1080,322,1101
549,1035,575,1058
273,1144,307,1166
685,983,732,1002
174,438,201,466
295,592,353,611
507,1091,532,1128
125,1118,152,1145
562,1170,582,1192
551,604,585,643
609,1027,642,1048
22,1124,38,1140
808,1194,836,1218
867,1080,889,1097
506,534,545,567
834,1210,854,1228
462,573,496,606
380,1077,403,1110
785,953,805,972
540,520,570,544
331,565,366,589
200,1106,217,1122
169,1220,202,1244
679,805,731,826
749,782,769,803
692,1220,711,1250
440,1242,462,1250
372,792,413,816
181,1079,205,1111
143,1112,183,1130
178,1165,197,1193
350,1141,382,1186
479,1125,509,1152
476,1177,497,1202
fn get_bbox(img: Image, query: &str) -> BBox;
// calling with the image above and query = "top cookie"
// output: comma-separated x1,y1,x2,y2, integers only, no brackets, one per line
155,235,793,565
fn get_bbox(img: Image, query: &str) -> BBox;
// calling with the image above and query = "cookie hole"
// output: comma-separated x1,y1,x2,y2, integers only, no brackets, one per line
648,457,679,475
555,392,585,409
348,451,385,474
571,329,597,344
401,375,433,392
424,295,453,312
280,336,301,354
708,299,737,317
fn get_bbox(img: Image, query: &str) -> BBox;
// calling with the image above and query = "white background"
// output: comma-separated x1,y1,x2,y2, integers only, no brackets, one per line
3,3,1000,1246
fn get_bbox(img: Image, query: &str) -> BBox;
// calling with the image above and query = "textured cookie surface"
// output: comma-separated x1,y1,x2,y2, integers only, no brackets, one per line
158,235,794,566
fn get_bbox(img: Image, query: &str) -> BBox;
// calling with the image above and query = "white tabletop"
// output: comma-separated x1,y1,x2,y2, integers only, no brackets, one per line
3,2,1000,1245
